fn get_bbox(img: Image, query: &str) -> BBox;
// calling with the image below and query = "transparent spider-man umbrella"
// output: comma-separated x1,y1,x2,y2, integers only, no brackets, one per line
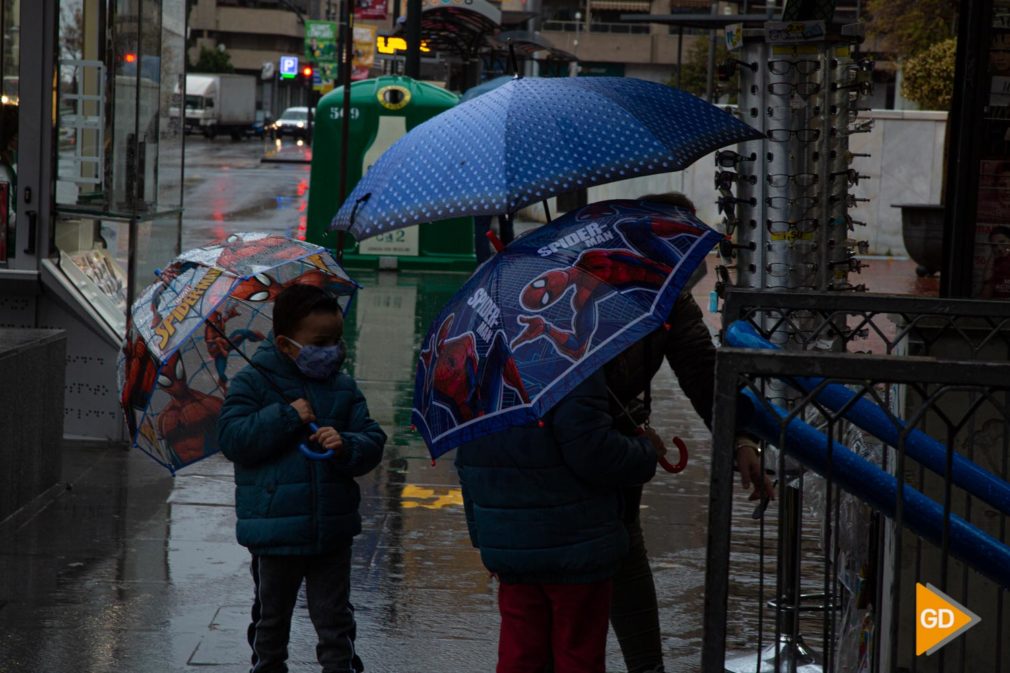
117,233,359,473
331,76,763,241
412,199,721,459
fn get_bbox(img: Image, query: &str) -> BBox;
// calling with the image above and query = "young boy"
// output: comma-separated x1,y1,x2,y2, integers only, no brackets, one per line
455,368,665,673
218,284,386,673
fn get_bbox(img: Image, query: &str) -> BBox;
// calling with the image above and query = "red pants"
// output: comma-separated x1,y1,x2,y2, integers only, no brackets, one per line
497,580,613,673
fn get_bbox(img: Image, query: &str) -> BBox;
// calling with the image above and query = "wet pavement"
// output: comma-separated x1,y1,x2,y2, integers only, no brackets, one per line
0,267,719,672
0,137,935,672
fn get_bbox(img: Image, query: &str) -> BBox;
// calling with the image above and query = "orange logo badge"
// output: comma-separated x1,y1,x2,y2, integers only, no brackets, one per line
916,583,981,656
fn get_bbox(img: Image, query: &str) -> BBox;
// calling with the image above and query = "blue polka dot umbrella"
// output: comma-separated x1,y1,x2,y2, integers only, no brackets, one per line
331,76,762,239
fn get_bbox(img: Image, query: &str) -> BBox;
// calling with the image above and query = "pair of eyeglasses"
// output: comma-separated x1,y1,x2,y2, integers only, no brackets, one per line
766,195,818,210
766,262,818,277
829,169,868,186
828,238,870,255
717,58,758,81
762,81,821,96
715,149,757,168
768,59,821,76
828,214,868,230
840,150,871,163
832,80,873,95
770,237,819,251
764,105,822,120
847,120,874,134
830,194,870,208
717,195,756,216
715,171,758,190
766,128,821,142
718,238,755,259
829,257,868,273
767,218,818,233
767,173,819,188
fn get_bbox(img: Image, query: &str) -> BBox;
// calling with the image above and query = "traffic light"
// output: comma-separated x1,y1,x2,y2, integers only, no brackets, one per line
301,65,314,80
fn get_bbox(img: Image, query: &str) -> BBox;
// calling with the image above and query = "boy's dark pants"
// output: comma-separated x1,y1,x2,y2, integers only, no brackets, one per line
248,546,363,673
611,484,664,673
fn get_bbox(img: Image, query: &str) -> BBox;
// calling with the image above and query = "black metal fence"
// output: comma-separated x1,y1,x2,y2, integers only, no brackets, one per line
703,290,1010,673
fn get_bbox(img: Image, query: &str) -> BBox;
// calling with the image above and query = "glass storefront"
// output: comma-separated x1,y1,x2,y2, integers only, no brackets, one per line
53,0,185,331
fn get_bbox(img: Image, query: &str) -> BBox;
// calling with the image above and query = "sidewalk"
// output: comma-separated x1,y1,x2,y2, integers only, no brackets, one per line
0,259,932,672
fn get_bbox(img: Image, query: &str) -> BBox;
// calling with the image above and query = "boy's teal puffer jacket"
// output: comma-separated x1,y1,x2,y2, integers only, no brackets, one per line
218,341,386,556
454,369,657,584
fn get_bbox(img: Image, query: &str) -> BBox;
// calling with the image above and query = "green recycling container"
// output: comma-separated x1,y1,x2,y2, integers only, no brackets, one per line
306,76,476,272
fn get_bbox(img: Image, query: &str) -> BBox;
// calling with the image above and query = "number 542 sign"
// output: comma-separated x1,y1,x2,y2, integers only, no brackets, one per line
358,225,420,256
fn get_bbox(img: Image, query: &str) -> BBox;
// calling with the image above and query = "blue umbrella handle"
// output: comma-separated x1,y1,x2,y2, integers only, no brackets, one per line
298,422,336,460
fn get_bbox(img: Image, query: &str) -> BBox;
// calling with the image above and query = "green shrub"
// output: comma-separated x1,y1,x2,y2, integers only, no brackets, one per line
901,38,957,110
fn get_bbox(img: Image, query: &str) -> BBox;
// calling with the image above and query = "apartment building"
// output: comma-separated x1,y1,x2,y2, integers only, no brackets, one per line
188,0,334,115
528,0,710,82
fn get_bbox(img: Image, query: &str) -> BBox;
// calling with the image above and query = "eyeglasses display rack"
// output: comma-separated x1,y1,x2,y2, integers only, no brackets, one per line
715,21,873,673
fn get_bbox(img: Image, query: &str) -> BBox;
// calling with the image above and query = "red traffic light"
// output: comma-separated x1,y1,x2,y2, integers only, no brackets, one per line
301,66,313,78
124,53,137,64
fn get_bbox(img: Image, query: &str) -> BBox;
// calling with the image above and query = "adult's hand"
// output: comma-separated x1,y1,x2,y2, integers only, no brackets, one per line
736,439,775,501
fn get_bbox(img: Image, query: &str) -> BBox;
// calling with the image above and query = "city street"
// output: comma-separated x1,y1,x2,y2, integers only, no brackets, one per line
0,136,742,672
181,137,315,249
1,135,939,673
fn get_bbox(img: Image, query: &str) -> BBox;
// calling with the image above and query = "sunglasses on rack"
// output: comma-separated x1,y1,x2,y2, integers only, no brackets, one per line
763,81,821,96
768,59,821,76
715,171,758,190
766,195,819,210
715,150,757,168
766,262,818,277
766,127,822,142
767,173,819,188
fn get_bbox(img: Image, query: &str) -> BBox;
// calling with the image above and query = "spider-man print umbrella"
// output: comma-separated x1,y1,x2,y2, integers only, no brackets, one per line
412,199,721,459
117,233,359,473
331,76,762,240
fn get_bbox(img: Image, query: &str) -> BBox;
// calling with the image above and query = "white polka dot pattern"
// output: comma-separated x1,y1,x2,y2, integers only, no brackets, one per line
331,77,764,239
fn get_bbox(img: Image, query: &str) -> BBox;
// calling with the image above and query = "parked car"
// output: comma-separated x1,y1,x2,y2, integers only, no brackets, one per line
270,106,311,139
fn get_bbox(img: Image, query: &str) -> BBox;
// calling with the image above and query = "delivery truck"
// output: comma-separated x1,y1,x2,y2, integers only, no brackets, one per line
171,74,257,139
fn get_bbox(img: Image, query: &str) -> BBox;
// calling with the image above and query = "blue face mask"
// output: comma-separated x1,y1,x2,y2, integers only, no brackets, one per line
284,338,346,380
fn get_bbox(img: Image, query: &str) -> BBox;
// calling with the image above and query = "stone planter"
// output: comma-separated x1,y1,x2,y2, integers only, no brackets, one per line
894,204,945,277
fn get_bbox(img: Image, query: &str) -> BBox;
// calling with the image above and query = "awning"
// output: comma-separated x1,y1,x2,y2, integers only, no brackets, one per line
489,31,577,62
590,0,652,12
412,0,503,57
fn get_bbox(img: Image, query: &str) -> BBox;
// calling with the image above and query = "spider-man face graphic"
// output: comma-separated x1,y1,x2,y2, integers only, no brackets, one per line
157,352,189,396
232,273,280,302
520,270,572,311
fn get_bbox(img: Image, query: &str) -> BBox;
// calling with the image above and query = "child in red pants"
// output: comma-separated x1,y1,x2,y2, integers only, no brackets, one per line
455,369,663,673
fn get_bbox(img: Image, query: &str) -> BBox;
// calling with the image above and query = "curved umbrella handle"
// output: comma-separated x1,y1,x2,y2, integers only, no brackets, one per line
298,422,336,460
659,436,689,473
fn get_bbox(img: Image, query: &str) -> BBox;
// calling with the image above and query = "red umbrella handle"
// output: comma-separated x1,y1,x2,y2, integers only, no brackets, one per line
486,229,505,252
659,436,689,473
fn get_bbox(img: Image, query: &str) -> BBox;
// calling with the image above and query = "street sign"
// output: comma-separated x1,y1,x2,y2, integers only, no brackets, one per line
279,55,299,79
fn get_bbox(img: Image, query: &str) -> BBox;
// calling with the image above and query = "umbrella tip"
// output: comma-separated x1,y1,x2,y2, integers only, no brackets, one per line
410,424,417,432
663,322,672,331
431,458,437,467
537,419,545,428
508,40,522,79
